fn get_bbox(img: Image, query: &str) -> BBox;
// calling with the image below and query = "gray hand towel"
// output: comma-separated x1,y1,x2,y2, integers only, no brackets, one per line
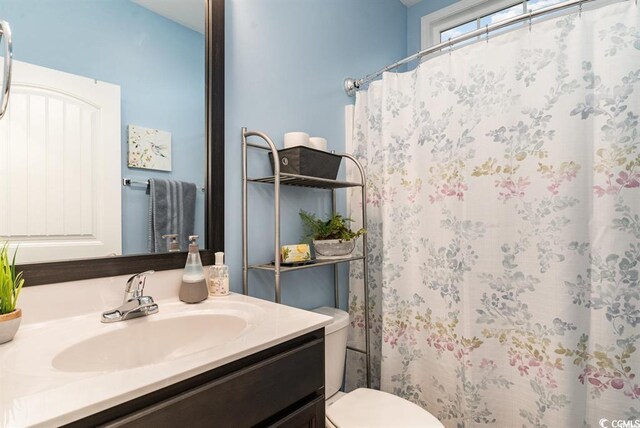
148,179,197,252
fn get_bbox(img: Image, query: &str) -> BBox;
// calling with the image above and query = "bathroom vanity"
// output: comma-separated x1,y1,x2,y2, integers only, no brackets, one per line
0,272,331,427
68,329,325,427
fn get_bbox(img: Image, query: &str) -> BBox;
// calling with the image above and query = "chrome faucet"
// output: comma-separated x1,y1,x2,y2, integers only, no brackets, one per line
101,270,159,323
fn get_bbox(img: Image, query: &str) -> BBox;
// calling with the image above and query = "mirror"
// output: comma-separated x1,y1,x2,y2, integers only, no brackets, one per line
0,0,209,264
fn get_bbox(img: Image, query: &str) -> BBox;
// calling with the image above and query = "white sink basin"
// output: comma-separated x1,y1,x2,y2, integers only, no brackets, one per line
52,313,248,372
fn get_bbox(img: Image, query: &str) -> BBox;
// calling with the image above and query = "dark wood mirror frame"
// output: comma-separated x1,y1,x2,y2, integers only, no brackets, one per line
19,0,225,286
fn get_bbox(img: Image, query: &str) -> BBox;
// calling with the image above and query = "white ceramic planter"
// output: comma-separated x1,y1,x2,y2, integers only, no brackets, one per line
0,308,21,344
313,239,356,260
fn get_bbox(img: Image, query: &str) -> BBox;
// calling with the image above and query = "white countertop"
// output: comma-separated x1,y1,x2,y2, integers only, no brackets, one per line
0,291,331,427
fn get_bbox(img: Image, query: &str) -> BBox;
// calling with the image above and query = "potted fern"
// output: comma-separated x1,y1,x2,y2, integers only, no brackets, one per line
299,210,366,260
0,243,24,344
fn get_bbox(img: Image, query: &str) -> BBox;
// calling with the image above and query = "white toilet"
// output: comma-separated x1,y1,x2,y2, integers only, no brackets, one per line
313,307,444,428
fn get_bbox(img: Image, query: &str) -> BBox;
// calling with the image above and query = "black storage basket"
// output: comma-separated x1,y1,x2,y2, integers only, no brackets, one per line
268,146,342,180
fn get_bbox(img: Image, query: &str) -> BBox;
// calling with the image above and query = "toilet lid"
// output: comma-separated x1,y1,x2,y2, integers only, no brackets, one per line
326,388,443,428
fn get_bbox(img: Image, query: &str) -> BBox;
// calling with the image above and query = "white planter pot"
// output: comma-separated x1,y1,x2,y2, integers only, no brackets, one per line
313,239,356,260
0,308,21,344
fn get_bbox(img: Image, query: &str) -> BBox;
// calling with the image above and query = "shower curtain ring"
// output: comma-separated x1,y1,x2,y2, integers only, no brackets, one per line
486,24,489,43
579,0,583,16
448,37,452,55
529,11,533,31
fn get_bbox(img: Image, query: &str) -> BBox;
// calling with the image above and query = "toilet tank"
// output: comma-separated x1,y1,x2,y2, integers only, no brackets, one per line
312,307,350,399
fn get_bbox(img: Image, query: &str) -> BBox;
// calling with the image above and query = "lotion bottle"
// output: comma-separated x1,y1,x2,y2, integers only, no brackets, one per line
209,252,230,296
179,235,208,303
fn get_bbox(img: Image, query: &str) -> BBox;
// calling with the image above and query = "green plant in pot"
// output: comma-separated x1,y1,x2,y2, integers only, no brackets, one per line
0,243,24,344
299,210,366,260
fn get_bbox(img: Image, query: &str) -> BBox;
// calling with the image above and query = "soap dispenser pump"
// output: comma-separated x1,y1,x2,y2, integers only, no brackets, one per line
179,235,208,304
162,234,180,252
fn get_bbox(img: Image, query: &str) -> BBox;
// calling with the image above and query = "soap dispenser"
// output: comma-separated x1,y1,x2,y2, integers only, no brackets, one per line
179,235,208,304
162,234,180,252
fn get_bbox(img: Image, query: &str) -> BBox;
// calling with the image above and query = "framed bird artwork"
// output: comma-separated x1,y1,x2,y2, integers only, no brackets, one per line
127,125,172,171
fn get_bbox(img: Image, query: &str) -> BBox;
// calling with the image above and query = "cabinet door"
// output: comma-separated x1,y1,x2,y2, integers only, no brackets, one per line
104,339,324,428
268,396,325,428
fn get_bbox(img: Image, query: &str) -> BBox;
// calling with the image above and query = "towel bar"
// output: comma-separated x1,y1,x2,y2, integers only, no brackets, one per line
122,178,205,192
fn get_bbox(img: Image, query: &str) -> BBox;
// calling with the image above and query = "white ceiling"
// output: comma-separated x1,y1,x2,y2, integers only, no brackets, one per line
131,0,205,34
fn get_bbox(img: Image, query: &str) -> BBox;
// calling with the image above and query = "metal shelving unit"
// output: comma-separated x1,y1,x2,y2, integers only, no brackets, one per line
241,127,371,388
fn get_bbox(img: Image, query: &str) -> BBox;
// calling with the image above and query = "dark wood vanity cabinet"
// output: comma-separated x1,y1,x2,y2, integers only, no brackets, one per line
65,329,325,428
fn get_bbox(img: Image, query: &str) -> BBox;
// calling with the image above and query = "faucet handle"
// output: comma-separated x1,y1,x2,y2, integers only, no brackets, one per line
125,270,155,300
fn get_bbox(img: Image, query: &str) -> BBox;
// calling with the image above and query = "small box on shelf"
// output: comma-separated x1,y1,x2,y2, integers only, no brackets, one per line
268,146,342,180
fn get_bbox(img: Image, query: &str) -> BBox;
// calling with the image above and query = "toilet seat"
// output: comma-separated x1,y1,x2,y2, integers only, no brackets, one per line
326,388,444,428
326,391,346,407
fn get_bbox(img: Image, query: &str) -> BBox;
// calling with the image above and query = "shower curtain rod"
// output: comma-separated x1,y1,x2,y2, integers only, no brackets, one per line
344,0,604,96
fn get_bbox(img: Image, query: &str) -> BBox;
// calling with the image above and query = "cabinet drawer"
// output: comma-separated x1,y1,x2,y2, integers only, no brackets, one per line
105,338,324,428
267,395,325,428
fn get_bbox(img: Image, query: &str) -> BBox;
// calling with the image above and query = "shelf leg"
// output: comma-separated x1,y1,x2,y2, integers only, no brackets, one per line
275,272,281,304
242,128,249,296
332,189,339,309
343,153,371,389
273,138,281,304
361,183,371,389
242,129,282,304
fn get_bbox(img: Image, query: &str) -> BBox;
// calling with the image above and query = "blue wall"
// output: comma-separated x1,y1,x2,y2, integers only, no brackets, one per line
1,0,205,255
406,0,460,56
225,0,407,309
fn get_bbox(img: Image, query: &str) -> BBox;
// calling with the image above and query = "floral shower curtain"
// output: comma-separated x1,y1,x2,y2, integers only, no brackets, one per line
345,2,640,426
